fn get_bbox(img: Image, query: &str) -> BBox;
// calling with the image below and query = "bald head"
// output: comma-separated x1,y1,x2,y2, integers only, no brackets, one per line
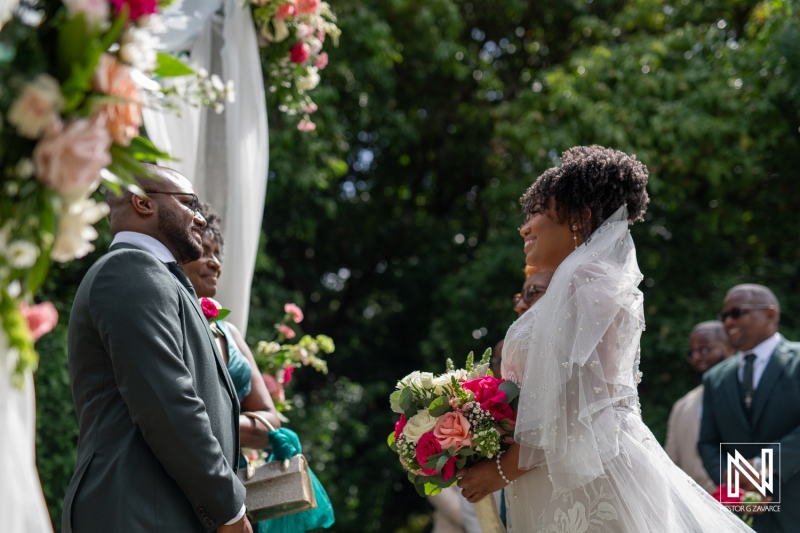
726,284,780,318
104,164,206,264
721,283,780,351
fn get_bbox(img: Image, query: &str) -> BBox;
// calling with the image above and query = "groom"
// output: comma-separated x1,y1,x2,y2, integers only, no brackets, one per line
63,165,251,532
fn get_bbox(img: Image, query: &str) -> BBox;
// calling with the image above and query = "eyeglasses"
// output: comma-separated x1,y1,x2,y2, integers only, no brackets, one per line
716,304,774,322
686,346,715,359
513,285,546,306
142,190,199,214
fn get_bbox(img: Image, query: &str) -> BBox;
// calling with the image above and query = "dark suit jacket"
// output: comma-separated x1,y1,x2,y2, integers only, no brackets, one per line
63,243,246,532
699,336,800,533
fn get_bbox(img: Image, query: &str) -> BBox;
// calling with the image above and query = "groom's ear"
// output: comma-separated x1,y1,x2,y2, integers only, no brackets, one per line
130,193,156,217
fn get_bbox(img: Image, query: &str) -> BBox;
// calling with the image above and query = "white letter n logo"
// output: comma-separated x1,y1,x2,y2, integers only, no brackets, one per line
727,449,773,498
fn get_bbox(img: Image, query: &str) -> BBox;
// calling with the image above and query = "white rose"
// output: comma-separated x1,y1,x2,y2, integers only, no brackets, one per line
398,370,422,390
403,410,439,443
432,374,454,394
51,198,109,263
7,74,64,139
5,240,39,269
419,372,435,390
119,27,158,72
296,67,320,92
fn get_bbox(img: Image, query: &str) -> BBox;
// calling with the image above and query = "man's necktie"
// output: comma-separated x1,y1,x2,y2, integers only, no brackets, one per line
743,353,756,411
166,262,197,298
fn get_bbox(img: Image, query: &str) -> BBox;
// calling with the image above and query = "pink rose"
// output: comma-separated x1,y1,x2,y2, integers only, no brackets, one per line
315,52,328,70
290,42,310,64
92,54,143,146
296,0,320,15
7,74,64,139
433,411,472,451
394,413,407,441
200,297,220,319
462,376,514,422
283,365,294,385
33,115,111,203
275,2,296,19
19,301,59,342
415,431,442,476
284,303,304,323
263,373,286,402
297,119,316,132
279,323,296,339
110,0,157,21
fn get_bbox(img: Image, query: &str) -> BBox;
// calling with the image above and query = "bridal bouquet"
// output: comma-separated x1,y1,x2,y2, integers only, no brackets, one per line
388,350,518,498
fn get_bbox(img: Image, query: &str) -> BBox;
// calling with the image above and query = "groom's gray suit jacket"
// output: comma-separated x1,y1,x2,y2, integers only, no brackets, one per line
63,243,245,532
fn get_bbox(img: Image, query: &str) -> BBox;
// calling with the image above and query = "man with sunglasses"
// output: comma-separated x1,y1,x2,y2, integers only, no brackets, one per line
63,165,252,533
664,321,733,493
699,284,800,532
512,266,553,317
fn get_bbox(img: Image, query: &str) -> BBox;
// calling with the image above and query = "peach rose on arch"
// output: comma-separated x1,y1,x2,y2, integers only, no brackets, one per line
92,54,143,146
433,411,472,451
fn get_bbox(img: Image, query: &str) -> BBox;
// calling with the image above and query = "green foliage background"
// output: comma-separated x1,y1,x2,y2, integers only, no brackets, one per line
35,0,800,531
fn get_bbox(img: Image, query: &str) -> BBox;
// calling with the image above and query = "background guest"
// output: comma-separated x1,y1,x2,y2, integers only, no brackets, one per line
512,266,553,317
699,284,800,532
664,320,733,492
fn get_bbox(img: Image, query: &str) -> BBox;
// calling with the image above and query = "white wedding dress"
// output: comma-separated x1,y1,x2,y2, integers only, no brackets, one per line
502,206,753,533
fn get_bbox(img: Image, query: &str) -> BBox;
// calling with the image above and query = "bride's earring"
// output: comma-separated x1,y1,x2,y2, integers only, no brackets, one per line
572,225,579,249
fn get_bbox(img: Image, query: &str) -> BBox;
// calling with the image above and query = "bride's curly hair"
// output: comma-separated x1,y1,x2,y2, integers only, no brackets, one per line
520,145,650,238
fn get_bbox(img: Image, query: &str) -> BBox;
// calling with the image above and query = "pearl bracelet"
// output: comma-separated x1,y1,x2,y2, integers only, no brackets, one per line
496,449,511,485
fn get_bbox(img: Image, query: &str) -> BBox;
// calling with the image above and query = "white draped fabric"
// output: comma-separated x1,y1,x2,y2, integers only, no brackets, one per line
0,333,53,532
143,0,268,335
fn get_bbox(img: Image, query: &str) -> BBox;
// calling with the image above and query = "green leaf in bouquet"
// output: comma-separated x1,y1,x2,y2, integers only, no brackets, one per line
423,451,446,469
387,431,396,450
389,389,403,413
428,396,451,417
399,386,414,412
154,52,195,78
455,457,468,469
465,351,474,372
423,483,441,496
435,454,449,472
499,380,520,403
216,309,231,321
456,448,475,457
480,347,492,365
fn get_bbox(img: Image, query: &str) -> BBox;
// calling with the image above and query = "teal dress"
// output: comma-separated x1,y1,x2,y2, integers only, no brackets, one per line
218,321,251,403
217,322,334,532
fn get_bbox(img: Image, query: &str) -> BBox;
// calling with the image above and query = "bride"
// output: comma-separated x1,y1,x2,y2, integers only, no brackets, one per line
456,146,754,532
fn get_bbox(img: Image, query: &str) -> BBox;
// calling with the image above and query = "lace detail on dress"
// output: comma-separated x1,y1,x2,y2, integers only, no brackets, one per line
536,481,619,533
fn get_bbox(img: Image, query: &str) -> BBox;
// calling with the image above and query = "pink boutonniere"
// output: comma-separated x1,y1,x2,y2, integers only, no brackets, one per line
199,297,231,335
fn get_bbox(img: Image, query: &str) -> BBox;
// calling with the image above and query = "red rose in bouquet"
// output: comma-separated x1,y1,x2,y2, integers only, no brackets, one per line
462,376,516,422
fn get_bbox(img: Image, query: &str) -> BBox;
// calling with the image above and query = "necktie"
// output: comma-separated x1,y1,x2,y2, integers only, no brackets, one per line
166,262,197,298
743,353,756,411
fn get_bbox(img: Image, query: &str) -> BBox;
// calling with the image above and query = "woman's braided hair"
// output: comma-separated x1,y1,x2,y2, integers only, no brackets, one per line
196,201,225,260
520,145,650,238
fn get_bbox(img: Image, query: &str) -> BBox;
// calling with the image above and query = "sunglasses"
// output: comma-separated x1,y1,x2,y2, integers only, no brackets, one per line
716,304,774,322
513,285,546,306
143,190,199,214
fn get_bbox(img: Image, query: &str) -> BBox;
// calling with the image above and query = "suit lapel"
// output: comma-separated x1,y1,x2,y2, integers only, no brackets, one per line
751,338,789,428
722,363,751,431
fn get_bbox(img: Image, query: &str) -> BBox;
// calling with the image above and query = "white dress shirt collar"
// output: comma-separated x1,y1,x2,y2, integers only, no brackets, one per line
111,231,176,264
736,332,781,389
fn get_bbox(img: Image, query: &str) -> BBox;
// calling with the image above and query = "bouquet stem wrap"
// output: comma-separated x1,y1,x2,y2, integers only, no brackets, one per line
475,495,505,533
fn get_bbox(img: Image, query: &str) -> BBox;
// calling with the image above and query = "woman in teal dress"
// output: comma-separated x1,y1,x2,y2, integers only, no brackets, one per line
182,203,281,453
184,202,334,533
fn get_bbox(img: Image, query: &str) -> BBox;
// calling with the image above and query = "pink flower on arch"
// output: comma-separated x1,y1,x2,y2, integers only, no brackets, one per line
275,2,297,19
109,0,157,21
296,0,320,15
290,42,310,64
284,303,304,323
315,52,328,70
283,365,294,385
279,323,296,339
19,301,59,341
297,119,316,132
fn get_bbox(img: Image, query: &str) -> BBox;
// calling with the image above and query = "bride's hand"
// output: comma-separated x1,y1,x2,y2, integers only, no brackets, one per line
456,458,509,503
